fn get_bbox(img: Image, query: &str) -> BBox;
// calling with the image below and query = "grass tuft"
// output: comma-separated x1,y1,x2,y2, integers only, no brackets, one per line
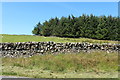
2,51,118,78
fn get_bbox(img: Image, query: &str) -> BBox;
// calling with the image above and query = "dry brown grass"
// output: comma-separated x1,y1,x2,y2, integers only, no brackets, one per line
2,50,118,78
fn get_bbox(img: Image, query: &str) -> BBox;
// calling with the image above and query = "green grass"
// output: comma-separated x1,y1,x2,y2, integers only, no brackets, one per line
1,34,119,44
1,34,119,78
2,51,118,78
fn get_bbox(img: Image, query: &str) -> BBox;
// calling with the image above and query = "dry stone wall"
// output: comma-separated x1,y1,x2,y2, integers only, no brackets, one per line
0,42,120,57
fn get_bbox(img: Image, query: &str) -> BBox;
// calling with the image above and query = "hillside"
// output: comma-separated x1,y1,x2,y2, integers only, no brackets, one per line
1,34,119,44
1,34,119,78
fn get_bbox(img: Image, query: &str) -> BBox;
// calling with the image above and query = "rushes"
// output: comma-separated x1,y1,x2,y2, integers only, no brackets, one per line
2,51,118,73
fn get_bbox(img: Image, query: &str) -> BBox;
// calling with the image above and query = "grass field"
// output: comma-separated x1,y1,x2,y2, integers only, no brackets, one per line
1,34,119,44
1,51,118,78
1,34,119,78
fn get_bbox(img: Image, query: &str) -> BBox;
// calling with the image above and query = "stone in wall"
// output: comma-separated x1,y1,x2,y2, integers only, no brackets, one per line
0,42,120,57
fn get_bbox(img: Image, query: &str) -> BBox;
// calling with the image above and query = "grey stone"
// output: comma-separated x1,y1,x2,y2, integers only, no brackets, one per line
0,41,119,57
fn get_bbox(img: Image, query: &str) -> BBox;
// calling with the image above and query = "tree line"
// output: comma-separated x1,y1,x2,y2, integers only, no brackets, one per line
32,14,120,41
